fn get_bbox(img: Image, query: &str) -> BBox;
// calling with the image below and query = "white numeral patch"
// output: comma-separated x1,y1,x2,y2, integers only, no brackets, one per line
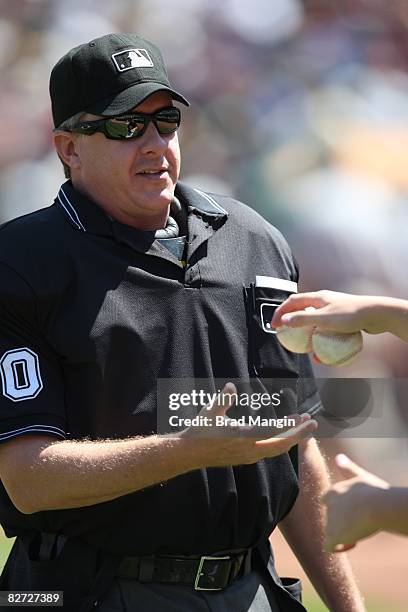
0,348,43,402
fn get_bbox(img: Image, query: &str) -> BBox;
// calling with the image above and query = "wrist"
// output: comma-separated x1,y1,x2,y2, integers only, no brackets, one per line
361,299,392,334
377,486,408,534
363,297,408,337
163,431,207,471
369,485,393,532
384,299,408,340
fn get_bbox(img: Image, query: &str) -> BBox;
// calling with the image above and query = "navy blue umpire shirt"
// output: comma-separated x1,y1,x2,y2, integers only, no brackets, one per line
0,180,321,555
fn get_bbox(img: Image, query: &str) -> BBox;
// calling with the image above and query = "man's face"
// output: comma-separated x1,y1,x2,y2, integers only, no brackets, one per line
68,91,181,229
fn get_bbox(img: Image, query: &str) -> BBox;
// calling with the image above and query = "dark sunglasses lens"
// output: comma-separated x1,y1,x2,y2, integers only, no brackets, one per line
101,108,180,139
155,109,181,134
105,117,146,139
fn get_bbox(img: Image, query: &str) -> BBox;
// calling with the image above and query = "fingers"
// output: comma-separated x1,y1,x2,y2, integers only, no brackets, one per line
283,414,318,443
272,293,326,327
201,382,237,418
280,310,327,328
253,412,304,444
335,454,366,479
254,413,317,448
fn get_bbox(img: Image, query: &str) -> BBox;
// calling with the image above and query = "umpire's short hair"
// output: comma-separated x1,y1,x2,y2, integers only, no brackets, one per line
55,111,86,179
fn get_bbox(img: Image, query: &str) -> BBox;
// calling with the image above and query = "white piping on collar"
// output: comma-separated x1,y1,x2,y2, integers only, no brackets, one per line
193,188,228,216
57,186,86,232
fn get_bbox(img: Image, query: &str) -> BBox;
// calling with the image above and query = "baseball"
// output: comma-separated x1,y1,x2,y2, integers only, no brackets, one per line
275,306,363,366
276,324,314,353
275,306,316,353
312,329,363,366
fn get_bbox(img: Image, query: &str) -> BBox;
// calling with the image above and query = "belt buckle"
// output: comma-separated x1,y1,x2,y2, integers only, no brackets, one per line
194,555,231,591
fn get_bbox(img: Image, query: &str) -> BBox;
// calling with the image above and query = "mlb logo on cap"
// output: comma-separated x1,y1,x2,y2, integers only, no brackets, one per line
112,48,154,72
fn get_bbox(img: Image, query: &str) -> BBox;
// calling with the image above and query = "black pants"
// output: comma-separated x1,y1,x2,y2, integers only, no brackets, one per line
97,570,282,611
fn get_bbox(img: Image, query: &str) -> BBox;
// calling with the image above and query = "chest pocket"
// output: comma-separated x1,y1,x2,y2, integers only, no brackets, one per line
244,277,299,379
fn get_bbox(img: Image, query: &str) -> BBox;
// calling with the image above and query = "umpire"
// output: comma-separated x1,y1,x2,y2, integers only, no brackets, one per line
0,33,364,611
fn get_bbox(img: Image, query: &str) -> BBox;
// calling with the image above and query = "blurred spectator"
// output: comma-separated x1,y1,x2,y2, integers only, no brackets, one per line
1,0,408,464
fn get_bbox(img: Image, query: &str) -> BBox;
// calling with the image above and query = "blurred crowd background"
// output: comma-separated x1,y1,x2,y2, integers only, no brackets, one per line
1,1,408,607
1,0,408,461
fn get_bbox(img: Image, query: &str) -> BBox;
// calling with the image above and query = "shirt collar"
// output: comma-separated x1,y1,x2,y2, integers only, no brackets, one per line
56,181,111,236
175,183,229,219
55,180,228,236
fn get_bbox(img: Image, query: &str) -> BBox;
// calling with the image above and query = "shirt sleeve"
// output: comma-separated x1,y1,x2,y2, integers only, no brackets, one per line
0,262,66,442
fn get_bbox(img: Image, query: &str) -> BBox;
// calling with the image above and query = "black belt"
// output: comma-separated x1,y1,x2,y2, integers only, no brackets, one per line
116,549,252,591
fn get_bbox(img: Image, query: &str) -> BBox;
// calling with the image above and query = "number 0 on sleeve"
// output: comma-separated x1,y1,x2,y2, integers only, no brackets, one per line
0,348,43,401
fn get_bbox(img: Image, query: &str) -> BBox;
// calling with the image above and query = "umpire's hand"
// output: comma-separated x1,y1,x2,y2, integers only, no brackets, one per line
179,383,318,467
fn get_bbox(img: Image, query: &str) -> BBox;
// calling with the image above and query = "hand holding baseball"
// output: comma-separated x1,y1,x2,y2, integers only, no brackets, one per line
272,290,408,345
272,290,399,335
271,290,404,366
274,301,363,366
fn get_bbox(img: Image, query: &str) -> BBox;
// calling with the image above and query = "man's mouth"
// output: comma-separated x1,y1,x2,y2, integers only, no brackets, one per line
138,168,168,176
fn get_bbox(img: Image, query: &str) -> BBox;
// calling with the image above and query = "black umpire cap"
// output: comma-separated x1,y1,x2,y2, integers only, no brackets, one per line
50,32,190,128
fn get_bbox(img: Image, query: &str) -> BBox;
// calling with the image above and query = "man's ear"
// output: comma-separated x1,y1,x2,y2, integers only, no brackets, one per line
53,132,82,173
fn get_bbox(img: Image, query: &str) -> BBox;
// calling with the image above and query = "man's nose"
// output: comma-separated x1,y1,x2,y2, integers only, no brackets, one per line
138,120,168,155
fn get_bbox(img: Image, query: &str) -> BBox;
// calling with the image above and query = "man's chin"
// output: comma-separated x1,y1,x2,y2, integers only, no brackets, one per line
138,186,175,207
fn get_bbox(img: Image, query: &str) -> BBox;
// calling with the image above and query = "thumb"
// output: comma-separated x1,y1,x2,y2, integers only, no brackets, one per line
206,382,237,418
335,454,365,479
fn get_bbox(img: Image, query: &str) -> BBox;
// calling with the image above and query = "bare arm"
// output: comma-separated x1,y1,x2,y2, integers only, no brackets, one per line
0,384,317,514
279,439,365,612
0,433,203,513
272,290,408,342
323,454,408,552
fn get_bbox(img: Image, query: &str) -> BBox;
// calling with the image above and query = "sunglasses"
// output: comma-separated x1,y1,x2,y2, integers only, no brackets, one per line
67,106,181,140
